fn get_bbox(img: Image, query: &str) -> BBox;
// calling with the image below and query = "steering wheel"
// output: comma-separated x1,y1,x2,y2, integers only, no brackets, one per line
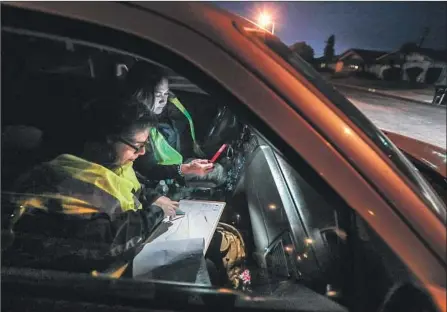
200,105,241,158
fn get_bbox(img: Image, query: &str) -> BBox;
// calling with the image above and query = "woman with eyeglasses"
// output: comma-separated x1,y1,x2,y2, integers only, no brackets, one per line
4,93,172,277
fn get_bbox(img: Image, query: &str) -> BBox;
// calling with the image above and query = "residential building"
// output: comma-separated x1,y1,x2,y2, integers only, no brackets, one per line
335,49,388,73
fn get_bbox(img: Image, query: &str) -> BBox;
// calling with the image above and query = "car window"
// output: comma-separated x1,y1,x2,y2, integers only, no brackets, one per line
237,28,446,223
0,6,432,312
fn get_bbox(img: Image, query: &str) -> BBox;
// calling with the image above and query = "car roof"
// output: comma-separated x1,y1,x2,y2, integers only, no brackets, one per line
127,2,260,47
4,2,270,76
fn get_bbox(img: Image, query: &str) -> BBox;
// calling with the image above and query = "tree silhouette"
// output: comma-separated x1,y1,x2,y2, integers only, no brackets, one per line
399,42,419,81
290,41,315,63
399,42,418,54
399,42,418,64
324,35,335,63
418,27,430,48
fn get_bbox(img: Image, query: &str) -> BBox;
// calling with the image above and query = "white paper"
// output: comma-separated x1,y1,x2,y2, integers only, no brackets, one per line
132,200,226,282
132,237,204,278
149,200,226,253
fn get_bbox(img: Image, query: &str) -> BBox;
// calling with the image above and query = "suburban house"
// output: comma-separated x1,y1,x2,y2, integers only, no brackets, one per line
401,48,447,84
368,51,403,79
334,48,388,73
330,47,447,85
366,48,447,84
369,48,447,84
315,55,339,71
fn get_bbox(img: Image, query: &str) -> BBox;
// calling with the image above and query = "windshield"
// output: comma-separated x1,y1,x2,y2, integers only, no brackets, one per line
243,30,446,222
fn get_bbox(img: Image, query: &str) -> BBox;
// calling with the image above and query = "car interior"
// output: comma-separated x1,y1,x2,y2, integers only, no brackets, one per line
2,28,440,312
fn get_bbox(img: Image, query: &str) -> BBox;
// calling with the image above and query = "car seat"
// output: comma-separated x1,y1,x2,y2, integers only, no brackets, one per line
2,125,44,192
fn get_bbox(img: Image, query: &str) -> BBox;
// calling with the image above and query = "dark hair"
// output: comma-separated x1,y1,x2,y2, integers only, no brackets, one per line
81,91,156,167
85,93,154,141
125,61,169,111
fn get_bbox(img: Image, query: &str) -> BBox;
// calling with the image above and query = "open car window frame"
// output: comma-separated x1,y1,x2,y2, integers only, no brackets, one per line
1,4,446,308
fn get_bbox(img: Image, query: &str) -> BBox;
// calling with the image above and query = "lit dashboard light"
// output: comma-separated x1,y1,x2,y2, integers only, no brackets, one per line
284,245,293,253
304,238,313,245
326,285,339,298
327,290,339,297
268,204,277,210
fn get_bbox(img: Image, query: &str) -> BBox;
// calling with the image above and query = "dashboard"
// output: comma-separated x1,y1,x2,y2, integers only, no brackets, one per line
212,123,349,297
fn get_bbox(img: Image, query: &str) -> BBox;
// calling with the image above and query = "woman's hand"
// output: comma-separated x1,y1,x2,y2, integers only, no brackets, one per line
153,196,178,217
181,159,214,177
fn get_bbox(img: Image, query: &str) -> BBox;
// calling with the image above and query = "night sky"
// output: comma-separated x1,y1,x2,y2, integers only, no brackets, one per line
215,1,447,57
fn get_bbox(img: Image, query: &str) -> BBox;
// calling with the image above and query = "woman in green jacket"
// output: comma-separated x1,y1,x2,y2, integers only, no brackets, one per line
125,62,225,186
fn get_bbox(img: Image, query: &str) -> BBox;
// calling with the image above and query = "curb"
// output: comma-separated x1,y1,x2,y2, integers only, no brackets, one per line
333,82,445,108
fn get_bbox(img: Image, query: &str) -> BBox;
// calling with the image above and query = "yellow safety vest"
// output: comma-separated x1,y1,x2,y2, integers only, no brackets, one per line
150,127,183,165
170,97,197,144
150,96,199,165
11,154,145,279
14,154,143,217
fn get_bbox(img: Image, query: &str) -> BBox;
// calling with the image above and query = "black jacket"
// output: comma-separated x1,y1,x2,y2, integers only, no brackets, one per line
134,94,191,182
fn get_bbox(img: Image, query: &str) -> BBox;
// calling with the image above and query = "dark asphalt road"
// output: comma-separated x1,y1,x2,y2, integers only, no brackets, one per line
338,86,446,148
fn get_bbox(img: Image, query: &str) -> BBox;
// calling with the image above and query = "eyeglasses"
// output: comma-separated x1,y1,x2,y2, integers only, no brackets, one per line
118,137,148,154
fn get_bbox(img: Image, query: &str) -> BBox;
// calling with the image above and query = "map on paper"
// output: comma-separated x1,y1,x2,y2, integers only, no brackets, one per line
147,200,226,254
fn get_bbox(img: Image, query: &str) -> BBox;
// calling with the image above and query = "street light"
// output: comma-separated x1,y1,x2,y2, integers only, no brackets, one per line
257,12,275,34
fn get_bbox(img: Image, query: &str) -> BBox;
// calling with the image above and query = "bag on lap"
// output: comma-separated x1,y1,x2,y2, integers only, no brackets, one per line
216,222,251,290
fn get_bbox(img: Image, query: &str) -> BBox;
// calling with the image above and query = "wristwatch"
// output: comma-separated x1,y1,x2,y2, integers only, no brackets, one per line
177,164,184,177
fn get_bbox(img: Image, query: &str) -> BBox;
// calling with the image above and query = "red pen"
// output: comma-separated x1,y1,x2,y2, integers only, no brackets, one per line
210,144,227,163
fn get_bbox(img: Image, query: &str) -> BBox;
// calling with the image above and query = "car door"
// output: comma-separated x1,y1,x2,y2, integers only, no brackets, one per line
2,2,445,312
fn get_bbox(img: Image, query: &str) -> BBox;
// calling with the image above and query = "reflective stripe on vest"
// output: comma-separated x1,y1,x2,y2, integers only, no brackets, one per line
169,97,196,143
14,154,142,217
150,127,183,165
53,155,141,212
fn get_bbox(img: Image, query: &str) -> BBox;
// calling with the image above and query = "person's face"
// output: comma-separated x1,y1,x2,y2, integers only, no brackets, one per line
152,78,169,115
113,128,150,166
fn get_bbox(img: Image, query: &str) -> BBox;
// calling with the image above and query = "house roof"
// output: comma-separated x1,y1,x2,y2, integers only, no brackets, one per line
376,51,399,61
413,48,447,62
338,48,389,62
314,55,340,62
336,47,447,64
376,48,447,63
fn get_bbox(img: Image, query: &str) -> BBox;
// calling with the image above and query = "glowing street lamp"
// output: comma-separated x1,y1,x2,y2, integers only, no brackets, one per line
257,12,275,34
